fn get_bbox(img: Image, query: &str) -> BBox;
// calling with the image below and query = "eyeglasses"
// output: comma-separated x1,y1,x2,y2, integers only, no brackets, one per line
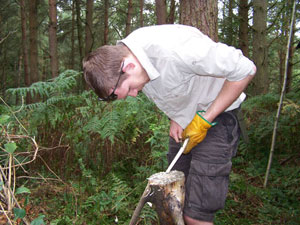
98,62,125,102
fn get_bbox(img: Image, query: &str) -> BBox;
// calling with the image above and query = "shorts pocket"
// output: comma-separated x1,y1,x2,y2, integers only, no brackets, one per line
186,160,232,212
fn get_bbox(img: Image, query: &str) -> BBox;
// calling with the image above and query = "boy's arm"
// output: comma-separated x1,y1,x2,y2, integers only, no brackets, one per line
170,66,256,144
204,67,256,123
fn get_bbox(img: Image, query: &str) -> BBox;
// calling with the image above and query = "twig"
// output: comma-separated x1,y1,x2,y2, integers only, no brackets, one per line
34,157,79,218
0,201,13,225
38,156,65,184
8,154,12,212
129,184,151,225
111,183,141,211
0,96,29,135
13,96,25,113
0,97,72,224
279,153,300,165
0,136,39,170
264,0,296,188
0,30,17,45
17,176,62,182
0,165,30,225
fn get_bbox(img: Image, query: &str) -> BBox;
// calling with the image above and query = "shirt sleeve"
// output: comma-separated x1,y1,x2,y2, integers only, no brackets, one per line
175,32,255,81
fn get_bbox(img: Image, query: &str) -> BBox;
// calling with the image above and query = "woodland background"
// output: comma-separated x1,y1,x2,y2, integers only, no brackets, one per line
0,0,300,224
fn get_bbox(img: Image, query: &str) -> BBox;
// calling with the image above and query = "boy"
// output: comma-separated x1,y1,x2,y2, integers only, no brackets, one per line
83,24,256,224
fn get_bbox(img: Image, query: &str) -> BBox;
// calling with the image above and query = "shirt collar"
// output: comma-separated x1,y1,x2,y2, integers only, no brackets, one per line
117,40,160,81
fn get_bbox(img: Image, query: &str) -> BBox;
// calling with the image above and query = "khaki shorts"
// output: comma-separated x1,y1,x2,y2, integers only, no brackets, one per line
167,109,241,222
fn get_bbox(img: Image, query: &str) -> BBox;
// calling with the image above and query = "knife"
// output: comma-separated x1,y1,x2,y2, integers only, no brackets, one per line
166,138,189,173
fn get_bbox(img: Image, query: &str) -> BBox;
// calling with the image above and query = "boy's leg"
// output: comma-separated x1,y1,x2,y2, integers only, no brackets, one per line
183,110,241,222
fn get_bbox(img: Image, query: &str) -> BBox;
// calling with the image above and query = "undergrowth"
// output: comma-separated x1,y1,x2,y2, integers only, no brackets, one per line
1,70,299,224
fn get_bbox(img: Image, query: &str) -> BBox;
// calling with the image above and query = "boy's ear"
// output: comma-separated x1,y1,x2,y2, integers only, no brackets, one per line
122,58,136,73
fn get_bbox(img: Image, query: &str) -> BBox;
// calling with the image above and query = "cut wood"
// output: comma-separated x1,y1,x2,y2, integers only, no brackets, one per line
130,170,185,225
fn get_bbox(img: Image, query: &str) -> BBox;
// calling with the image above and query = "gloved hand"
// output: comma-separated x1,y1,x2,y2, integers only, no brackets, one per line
182,111,216,154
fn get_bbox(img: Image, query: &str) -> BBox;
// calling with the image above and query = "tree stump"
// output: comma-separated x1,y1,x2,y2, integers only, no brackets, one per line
130,170,185,225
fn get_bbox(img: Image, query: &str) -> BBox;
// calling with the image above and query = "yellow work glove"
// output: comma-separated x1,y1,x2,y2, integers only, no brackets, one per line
182,111,216,154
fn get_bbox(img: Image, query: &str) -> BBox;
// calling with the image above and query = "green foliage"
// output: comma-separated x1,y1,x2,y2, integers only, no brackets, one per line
1,0,299,223
242,93,300,154
2,71,300,224
214,93,300,224
0,99,50,224
48,169,157,224
4,142,17,154
2,69,169,224
13,208,26,220
7,70,79,103
15,186,31,195
31,215,46,225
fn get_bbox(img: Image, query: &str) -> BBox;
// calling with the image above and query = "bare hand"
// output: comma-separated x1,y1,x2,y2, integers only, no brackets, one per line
169,120,183,143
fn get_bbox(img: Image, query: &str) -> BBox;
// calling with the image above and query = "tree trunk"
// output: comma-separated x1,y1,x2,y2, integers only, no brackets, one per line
139,0,144,27
180,0,218,41
278,1,288,93
238,0,249,57
252,0,268,95
70,0,75,69
20,0,31,103
17,53,22,104
29,0,39,84
126,0,133,36
278,48,285,93
1,50,6,100
42,50,47,81
104,0,109,44
286,0,296,93
48,0,59,78
85,0,93,56
155,0,167,25
226,0,234,45
75,0,84,66
286,29,295,93
167,0,176,24
130,171,185,225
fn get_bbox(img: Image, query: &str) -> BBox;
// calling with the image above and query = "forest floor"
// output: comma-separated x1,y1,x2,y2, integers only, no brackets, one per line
19,146,300,225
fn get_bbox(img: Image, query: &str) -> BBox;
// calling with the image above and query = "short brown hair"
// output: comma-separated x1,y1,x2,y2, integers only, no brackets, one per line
83,44,130,99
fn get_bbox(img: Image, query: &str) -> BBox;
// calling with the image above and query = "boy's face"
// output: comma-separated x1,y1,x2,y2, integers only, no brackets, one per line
109,55,149,100
113,74,145,100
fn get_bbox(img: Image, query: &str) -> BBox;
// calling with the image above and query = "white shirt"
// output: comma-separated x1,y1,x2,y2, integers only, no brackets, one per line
119,24,255,128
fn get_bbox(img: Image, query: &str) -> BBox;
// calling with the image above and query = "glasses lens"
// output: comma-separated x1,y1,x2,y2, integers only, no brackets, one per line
107,93,118,101
98,92,117,102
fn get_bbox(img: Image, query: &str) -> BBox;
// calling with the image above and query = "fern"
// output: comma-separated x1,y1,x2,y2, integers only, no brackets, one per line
3,69,171,224
83,109,123,144
6,70,80,99
139,203,158,225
